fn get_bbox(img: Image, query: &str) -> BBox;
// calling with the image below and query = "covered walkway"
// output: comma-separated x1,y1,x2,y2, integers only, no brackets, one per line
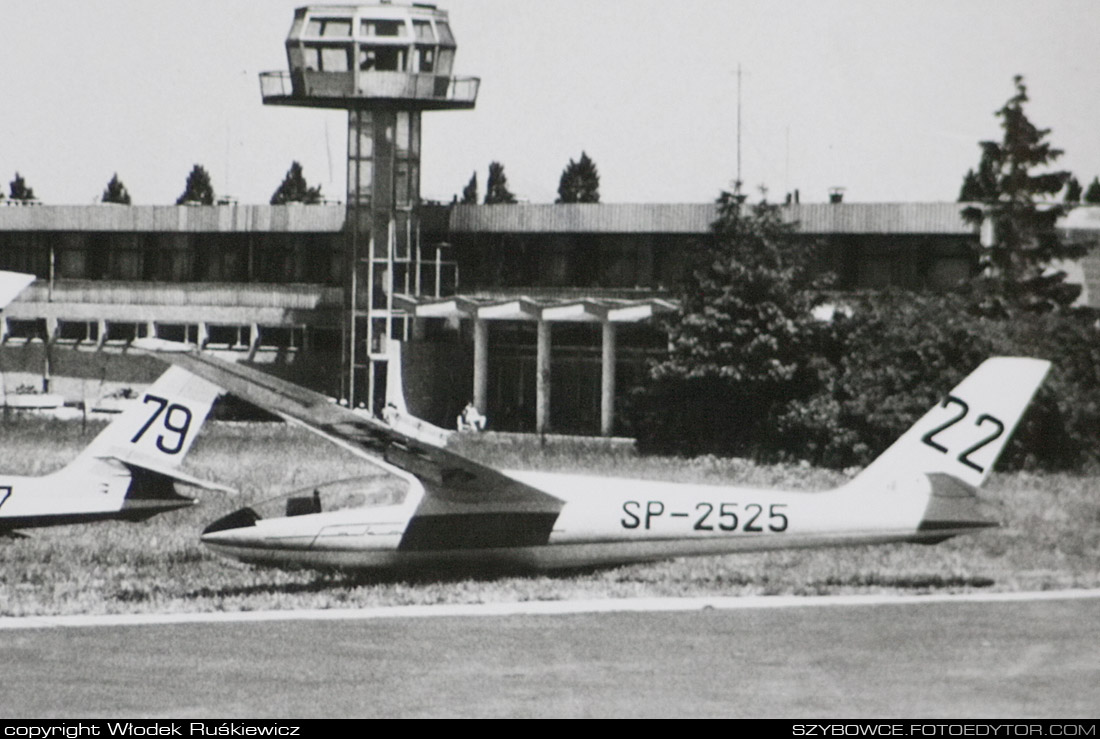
397,294,675,435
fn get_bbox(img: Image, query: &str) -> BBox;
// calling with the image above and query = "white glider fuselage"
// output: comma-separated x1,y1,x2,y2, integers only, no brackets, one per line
201,471,953,571
0,366,226,533
0,463,152,529
192,356,1049,573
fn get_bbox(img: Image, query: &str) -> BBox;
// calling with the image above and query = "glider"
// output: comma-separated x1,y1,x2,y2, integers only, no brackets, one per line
155,351,1049,572
0,366,228,533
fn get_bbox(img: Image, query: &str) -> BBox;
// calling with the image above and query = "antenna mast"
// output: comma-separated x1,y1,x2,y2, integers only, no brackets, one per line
736,63,742,188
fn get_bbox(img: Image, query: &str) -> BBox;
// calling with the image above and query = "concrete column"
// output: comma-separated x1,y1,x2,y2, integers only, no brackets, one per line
600,321,616,437
473,318,488,413
536,319,551,434
247,323,261,361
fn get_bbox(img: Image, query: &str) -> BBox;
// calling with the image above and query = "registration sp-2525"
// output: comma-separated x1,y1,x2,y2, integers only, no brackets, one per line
621,501,789,532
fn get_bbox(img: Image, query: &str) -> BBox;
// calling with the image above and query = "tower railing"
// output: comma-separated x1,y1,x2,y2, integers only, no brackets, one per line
259,71,479,106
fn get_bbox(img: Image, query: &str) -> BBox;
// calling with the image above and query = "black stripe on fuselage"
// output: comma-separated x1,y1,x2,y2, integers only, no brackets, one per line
397,512,560,551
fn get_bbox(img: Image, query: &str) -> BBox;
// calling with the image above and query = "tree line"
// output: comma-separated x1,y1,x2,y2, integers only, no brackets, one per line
0,162,326,206
456,151,601,205
1,151,606,206
633,76,1100,472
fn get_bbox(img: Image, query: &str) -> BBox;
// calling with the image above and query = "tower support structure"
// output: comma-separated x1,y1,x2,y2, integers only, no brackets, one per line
260,3,478,409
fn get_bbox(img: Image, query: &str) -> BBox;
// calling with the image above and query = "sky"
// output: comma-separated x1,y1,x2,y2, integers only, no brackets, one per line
2,0,1098,206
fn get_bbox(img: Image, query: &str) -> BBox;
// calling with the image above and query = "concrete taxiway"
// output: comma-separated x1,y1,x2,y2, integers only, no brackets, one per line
3,590,1098,718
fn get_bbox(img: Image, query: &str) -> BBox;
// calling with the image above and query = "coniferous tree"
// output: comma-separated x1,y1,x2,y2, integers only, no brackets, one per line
176,164,215,205
960,76,1083,312
556,151,600,203
9,173,36,201
270,161,322,204
484,162,516,204
460,172,478,204
1064,175,1082,203
958,146,999,202
1083,177,1100,204
101,173,132,204
958,169,982,202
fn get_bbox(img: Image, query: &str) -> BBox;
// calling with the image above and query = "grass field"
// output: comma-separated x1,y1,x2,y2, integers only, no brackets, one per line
1,418,1097,617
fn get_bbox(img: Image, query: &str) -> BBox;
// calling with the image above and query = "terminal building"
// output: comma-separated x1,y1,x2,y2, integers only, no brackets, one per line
1,2,1097,436
2,198,1097,435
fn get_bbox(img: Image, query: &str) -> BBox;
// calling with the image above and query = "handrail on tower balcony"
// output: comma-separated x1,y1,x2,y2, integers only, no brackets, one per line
259,70,479,105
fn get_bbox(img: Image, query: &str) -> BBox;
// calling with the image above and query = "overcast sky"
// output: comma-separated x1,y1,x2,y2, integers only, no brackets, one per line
2,0,1098,205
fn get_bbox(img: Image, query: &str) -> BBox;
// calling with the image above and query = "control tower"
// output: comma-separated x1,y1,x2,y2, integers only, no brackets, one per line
260,3,478,409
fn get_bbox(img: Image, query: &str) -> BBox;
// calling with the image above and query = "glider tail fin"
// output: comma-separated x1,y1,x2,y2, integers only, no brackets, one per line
850,357,1050,491
72,365,222,470
64,366,227,517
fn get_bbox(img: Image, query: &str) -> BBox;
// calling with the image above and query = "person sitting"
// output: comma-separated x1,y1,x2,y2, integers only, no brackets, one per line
457,402,486,432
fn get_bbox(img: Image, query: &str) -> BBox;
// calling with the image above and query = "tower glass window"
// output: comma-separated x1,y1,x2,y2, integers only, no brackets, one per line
361,19,405,37
304,45,351,72
360,45,406,72
307,18,352,37
435,22,455,45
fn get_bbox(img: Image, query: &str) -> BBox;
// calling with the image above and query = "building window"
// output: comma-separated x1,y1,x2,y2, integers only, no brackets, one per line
306,18,352,37
104,322,148,344
258,326,304,350
436,48,454,75
413,20,434,41
303,45,351,72
56,320,99,345
435,22,455,45
57,248,87,279
5,318,47,343
416,46,435,73
155,323,199,345
361,19,404,37
205,324,251,349
360,45,406,72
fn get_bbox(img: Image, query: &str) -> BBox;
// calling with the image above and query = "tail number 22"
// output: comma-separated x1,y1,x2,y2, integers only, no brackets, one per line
130,394,193,455
920,395,1004,473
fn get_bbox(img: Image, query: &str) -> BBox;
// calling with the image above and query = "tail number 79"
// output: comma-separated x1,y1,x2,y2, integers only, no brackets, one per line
130,394,193,455
920,395,1004,473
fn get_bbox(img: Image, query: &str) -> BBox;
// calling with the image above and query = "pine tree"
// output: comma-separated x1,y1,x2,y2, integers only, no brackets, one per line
556,151,600,203
270,161,322,205
9,173,36,201
1064,176,1082,203
1084,177,1100,204
101,173,132,205
958,146,998,202
460,172,478,204
484,162,516,204
960,76,1083,312
958,170,982,202
176,164,215,205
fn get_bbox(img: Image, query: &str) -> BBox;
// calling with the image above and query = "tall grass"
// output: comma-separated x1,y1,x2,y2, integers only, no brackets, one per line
0,420,1096,617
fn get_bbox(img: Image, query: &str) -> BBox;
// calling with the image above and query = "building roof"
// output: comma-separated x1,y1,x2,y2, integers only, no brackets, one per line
447,202,981,236
395,294,677,323
2,201,1097,239
0,203,345,232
